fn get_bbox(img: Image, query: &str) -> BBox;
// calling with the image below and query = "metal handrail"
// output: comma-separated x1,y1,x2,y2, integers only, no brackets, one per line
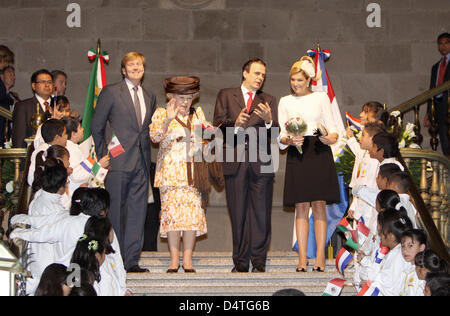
0,107,12,120
390,80,450,114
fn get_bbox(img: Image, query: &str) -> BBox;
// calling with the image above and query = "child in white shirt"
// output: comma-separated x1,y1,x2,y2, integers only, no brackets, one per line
399,229,427,296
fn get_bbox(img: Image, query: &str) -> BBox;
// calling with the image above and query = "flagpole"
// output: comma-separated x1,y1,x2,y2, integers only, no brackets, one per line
97,38,101,55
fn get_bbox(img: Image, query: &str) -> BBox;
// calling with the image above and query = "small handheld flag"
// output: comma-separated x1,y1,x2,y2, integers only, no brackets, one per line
374,244,390,264
322,278,346,296
336,247,353,276
345,112,363,132
108,133,125,158
357,280,381,296
80,157,108,182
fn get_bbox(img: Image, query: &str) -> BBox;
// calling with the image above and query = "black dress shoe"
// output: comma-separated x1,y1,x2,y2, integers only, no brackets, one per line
251,266,266,273
167,266,180,273
182,266,196,273
126,265,150,273
231,266,249,273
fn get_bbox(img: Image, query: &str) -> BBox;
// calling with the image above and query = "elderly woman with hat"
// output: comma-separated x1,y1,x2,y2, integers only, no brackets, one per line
278,56,340,273
150,76,208,273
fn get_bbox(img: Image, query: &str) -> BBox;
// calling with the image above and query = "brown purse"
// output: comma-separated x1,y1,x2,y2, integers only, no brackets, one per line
175,110,225,209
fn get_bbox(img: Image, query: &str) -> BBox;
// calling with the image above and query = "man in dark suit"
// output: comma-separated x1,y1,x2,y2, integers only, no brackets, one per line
0,65,17,147
425,32,450,156
12,69,54,149
91,52,157,273
213,59,278,273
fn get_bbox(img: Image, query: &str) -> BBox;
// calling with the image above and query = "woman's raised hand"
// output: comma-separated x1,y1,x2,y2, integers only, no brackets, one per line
166,98,179,121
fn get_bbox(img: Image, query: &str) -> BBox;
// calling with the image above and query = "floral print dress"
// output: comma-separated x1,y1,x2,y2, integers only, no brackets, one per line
150,106,207,238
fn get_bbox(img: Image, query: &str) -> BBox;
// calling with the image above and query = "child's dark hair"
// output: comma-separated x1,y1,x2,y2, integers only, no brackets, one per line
376,190,401,210
425,272,450,296
362,101,389,126
32,154,68,193
415,249,450,274
401,229,428,247
68,284,97,296
61,116,80,140
388,171,411,193
84,215,115,255
33,145,69,192
379,163,402,179
378,208,413,243
70,236,105,283
91,187,110,214
372,132,399,158
41,118,66,143
35,264,70,296
70,188,107,217
363,122,386,137
54,95,70,112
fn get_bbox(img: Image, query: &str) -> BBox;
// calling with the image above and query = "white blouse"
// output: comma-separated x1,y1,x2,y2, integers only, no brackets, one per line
278,92,338,150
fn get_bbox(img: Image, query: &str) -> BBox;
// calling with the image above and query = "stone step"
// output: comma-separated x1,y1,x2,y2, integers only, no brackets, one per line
128,252,357,296
127,284,357,296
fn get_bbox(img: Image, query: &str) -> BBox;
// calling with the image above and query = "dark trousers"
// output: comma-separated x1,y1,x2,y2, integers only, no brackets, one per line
105,162,149,270
143,163,161,251
225,162,274,270
435,99,449,156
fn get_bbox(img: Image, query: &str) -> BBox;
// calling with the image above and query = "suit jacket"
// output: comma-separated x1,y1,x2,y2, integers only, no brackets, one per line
427,58,450,114
91,80,156,175
213,87,278,177
12,96,46,148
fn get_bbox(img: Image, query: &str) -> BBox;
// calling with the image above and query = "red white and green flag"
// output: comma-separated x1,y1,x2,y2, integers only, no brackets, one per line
80,156,108,182
108,133,125,158
82,43,109,141
322,278,346,296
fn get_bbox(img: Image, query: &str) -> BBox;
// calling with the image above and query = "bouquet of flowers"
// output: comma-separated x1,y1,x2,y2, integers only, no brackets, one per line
285,117,308,154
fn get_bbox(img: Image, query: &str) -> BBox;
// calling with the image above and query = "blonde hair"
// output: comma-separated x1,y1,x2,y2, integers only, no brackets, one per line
121,52,146,72
289,56,319,80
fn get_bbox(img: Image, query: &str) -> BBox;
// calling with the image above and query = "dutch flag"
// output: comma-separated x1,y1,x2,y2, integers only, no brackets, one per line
357,280,381,296
345,112,363,132
336,247,353,277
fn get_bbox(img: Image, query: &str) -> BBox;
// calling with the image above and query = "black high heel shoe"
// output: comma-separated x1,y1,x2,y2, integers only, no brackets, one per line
182,266,196,273
312,267,325,272
166,266,180,273
296,267,307,272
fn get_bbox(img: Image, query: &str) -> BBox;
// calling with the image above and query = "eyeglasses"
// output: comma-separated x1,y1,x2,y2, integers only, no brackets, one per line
35,80,53,85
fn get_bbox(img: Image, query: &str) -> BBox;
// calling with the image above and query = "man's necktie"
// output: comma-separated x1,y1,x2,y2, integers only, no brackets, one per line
246,91,253,114
133,86,142,128
43,101,50,112
437,56,447,86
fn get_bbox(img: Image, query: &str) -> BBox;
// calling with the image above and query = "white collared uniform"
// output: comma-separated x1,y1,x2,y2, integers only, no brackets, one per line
400,269,425,296
66,140,92,195
346,136,380,228
352,185,418,229
370,244,413,296
11,213,127,296
14,190,66,295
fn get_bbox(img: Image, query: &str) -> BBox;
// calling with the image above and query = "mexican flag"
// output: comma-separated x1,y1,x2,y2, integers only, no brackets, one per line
80,156,108,182
322,278,346,296
82,45,109,141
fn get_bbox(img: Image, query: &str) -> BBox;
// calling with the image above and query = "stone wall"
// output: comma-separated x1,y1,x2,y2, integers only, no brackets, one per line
1,0,448,251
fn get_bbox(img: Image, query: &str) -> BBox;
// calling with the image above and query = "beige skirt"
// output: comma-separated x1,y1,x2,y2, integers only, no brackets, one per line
159,186,207,238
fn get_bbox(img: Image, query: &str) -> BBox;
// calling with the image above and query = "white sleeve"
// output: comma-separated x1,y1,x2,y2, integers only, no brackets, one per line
320,94,338,135
352,186,380,208
346,136,361,156
277,98,289,150
371,255,409,296
10,216,68,243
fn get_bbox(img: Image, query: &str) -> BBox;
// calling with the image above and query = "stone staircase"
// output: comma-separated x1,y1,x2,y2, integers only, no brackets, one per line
127,251,357,296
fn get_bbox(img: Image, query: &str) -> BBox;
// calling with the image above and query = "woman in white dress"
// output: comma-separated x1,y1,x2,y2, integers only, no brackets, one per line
278,56,340,272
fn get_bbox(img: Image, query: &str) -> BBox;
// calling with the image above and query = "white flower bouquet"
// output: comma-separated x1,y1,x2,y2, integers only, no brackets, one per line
285,117,308,154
